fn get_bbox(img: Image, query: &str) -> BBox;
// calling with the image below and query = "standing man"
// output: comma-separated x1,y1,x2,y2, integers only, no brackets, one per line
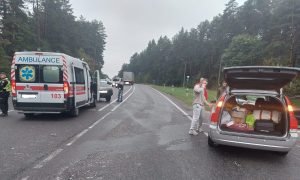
194,78,208,131
216,81,227,100
117,79,124,102
189,79,212,135
0,72,11,116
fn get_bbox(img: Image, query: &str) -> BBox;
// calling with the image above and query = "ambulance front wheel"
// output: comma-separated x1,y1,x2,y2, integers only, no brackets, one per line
69,107,79,117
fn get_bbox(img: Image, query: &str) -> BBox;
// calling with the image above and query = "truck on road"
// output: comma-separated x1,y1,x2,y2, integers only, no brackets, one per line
123,72,134,85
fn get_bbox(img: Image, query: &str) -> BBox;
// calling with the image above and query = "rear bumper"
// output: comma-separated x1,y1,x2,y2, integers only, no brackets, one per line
15,107,67,111
100,92,113,98
209,124,298,152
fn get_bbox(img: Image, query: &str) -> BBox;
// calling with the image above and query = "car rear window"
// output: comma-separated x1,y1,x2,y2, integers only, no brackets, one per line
235,95,265,106
42,66,60,83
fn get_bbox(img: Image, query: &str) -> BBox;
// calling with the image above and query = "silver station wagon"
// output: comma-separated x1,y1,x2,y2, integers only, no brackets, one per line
208,66,300,155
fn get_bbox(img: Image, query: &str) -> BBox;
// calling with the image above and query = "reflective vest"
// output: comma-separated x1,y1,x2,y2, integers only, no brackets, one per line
0,78,11,92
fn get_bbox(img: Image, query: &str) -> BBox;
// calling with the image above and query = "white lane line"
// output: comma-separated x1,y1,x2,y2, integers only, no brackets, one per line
150,87,209,136
98,100,117,111
151,87,192,120
33,149,63,169
21,176,29,180
89,112,111,129
8,110,14,112
296,145,300,148
111,86,136,111
98,85,132,112
66,87,135,146
66,112,112,146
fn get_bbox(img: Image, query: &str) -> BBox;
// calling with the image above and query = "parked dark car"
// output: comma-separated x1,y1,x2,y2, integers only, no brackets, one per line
99,82,113,101
208,66,300,155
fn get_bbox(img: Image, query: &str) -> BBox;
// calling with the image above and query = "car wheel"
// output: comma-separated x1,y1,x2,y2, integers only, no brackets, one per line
106,96,111,102
208,135,217,147
24,113,34,117
276,151,289,156
69,107,79,117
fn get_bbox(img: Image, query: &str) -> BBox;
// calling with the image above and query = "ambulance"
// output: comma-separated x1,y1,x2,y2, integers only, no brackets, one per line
10,51,100,117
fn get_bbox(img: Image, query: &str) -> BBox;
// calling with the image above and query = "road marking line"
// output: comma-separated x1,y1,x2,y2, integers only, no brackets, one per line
66,111,110,146
89,112,111,129
111,86,136,111
8,110,14,112
98,100,117,111
296,145,300,148
151,87,191,120
21,176,29,180
151,87,210,136
98,85,132,112
66,129,89,146
33,149,63,169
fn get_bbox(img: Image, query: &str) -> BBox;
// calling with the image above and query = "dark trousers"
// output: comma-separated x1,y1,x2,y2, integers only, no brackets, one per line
0,93,9,114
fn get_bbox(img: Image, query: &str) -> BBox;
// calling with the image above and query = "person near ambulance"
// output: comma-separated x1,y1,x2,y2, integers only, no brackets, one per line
0,72,11,116
117,79,124,102
189,78,212,135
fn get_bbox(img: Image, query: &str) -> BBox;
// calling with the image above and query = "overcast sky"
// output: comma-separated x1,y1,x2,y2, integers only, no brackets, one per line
70,0,246,78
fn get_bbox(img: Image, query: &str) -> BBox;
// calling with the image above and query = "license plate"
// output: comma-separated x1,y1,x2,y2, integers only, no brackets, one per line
99,91,107,93
21,94,37,98
125,82,129,84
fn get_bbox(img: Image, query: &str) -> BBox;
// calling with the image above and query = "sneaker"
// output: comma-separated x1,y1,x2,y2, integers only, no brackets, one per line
198,128,203,133
189,129,198,136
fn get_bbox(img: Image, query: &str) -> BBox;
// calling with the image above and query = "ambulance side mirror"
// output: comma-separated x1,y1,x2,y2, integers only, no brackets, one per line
11,65,17,70
61,67,66,71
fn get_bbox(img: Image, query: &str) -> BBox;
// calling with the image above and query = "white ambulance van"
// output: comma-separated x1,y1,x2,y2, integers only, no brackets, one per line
11,52,100,117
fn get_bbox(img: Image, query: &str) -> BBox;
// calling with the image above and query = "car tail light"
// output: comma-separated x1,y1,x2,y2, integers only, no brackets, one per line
64,81,69,98
284,96,298,130
11,80,16,97
211,94,226,123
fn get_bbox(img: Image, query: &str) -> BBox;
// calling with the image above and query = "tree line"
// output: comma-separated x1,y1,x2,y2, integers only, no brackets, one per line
0,0,106,76
118,0,300,95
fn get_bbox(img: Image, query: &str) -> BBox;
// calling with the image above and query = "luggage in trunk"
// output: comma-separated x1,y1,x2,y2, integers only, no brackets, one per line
254,120,275,132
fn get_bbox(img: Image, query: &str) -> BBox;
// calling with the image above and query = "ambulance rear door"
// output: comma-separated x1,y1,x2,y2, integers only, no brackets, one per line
15,53,41,105
39,55,64,107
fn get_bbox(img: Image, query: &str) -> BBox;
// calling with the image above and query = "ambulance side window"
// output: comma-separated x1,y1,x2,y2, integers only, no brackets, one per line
75,67,85,84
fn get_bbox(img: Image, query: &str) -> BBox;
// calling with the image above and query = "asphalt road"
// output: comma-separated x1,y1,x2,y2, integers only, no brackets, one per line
1,84,300,180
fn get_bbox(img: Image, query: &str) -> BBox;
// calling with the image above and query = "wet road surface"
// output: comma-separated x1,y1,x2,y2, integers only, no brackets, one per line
1,84,300,180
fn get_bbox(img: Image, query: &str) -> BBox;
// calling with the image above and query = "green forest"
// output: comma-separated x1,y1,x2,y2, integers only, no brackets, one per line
0,0,107,76
118,0,300,95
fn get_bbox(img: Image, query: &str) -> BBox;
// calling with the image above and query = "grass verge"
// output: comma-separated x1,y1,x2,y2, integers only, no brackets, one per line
290,98,300,108
152,85,217,110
